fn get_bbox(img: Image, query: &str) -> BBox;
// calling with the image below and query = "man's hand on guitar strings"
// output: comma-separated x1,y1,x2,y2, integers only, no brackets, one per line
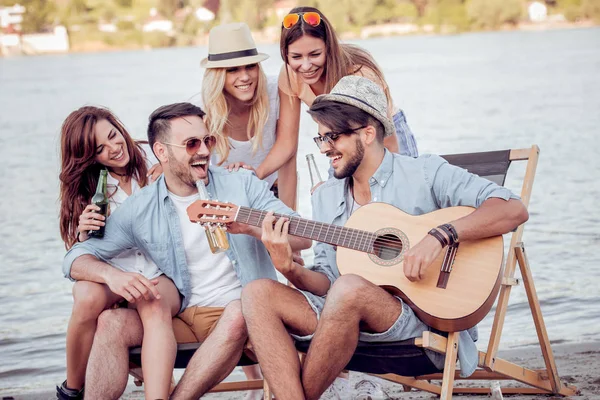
402,234,444,282
261,211,295,275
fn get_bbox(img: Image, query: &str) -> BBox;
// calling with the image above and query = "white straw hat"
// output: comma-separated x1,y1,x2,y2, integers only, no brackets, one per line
200,23,269,68
313,76,395,137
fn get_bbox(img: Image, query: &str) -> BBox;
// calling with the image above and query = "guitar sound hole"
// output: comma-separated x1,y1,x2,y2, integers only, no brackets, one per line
373,234,403,260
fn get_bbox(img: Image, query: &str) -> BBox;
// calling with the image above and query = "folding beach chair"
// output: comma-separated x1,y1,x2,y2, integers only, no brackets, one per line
289,145,578,399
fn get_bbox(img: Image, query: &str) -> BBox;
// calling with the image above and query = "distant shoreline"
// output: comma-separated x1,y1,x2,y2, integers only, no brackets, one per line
1,20,596,57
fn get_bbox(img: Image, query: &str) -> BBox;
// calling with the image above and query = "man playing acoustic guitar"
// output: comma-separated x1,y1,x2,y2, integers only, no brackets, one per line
240,76,529,400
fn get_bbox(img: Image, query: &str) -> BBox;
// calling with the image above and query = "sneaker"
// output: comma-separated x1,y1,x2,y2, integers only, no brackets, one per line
353,379,390,400
56,380,84,400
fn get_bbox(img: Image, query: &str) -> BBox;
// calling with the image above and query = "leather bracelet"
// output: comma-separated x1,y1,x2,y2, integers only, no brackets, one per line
437,225,456,246
440,223,459,244
428,228,448,248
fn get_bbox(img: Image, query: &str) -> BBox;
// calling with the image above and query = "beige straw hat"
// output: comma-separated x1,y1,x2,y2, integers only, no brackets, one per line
200,23,269,68
313,76,396,137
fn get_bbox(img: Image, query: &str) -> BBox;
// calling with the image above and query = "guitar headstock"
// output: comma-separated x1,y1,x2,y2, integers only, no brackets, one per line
187,200,239,225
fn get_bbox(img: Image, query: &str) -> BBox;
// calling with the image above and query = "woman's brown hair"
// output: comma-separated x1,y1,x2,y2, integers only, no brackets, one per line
280,6,393,109
59,106,148,249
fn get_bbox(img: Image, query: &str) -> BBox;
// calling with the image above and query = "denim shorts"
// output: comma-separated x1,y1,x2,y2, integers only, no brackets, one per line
293,288,445,369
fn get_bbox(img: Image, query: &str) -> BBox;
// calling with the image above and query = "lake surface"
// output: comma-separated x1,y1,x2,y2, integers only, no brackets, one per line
1,27,599,394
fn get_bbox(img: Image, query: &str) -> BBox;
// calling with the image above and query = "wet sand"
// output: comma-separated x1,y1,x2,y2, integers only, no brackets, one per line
3,341,599,399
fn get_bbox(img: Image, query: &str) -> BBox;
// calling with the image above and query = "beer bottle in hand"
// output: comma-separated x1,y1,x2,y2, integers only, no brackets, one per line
88,169,109,238
306,154,324,194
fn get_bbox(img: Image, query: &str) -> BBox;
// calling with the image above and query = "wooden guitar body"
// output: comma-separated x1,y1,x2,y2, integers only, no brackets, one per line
338,203,504,332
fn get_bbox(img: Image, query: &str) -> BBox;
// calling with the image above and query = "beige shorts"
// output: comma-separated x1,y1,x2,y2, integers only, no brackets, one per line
172,305,256,361
173,306,224,343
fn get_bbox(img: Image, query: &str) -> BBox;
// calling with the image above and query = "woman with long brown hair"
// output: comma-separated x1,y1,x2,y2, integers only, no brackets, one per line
275,6,419,204
57,106,180,400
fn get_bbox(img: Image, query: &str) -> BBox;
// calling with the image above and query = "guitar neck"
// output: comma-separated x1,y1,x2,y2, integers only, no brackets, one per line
235,206,376,254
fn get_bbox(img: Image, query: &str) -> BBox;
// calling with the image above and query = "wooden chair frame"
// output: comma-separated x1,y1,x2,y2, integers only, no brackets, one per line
364,146,578,398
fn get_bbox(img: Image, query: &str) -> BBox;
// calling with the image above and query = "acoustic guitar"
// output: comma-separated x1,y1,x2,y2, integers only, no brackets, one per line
187,200,504,332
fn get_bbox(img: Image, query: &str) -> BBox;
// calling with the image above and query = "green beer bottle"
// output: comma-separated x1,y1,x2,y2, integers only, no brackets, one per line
88,169,109,238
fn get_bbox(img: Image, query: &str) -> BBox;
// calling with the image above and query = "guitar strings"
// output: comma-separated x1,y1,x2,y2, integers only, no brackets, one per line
237,209,405,251
192,205,407,251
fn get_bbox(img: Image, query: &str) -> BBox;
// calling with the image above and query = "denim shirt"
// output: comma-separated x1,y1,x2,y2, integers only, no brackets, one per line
309,150,519,377
63,167,298,312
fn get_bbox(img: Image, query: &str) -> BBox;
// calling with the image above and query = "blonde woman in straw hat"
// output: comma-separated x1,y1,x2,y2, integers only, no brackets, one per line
199,22,280,400
200,22,297,209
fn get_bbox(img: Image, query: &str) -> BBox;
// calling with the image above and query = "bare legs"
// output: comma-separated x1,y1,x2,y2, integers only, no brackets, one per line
171,300,249,400
85,308,143,399
301,275,402,399
134,276,181,400
242,275,403,400
242,279,318,400
65,281,121,390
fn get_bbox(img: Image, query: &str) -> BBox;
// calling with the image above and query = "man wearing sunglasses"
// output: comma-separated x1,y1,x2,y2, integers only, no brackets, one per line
241,76,529,400
63,102,311,399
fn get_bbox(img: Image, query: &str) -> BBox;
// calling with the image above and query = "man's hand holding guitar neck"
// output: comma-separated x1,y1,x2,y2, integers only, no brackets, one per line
260,212,330,296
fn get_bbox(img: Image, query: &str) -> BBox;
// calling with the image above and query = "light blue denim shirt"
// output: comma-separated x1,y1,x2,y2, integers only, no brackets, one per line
63,167,298,312
309,150,519,377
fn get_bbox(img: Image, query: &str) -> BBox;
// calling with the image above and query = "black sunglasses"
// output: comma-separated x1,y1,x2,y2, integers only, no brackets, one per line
313,126,367,148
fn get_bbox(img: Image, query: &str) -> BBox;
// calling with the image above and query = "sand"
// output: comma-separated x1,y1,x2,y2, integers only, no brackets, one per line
3,341,599,400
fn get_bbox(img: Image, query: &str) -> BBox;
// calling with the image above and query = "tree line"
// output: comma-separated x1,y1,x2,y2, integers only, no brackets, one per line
2,0,598,39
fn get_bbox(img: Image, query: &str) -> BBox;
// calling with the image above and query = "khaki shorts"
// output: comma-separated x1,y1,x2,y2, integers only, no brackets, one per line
173,306,224,343
173,306,256,361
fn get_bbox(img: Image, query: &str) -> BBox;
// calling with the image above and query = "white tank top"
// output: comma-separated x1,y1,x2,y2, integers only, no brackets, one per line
210,75,280,187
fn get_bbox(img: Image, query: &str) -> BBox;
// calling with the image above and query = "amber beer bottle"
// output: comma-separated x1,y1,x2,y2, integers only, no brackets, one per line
306,154,324,193
88,169,109,238
195,180,229,253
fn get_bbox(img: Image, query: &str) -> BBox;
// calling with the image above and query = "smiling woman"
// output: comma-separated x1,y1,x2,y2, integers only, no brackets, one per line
199,23,296,210
275,6,420,207
57,105,182,400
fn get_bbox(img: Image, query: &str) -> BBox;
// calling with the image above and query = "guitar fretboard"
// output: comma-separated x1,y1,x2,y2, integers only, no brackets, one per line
236,206,377,253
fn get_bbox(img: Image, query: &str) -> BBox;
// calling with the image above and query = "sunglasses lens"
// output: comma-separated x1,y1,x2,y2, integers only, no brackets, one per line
303,12,321,26
283,14,300,28
205,136,216,149
185,138,202,154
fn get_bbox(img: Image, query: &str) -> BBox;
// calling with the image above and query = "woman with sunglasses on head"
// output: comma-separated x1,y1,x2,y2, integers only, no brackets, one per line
200,23,297,208
57,106,180,400
276,6,419,201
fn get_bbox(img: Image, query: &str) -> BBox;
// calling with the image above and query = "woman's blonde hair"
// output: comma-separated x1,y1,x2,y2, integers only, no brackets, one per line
202,64,269,163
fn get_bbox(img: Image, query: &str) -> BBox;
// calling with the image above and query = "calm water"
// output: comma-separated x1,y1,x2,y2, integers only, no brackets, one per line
1,27,599,394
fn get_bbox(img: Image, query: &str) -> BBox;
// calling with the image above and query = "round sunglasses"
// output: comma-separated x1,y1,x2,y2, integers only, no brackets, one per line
162,135,216,155
282,12,321,29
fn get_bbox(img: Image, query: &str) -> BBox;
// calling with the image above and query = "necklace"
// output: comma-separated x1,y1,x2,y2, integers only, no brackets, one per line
109,169,128,178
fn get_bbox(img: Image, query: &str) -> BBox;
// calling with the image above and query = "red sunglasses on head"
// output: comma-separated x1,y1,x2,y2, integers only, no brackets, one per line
282,12,321,29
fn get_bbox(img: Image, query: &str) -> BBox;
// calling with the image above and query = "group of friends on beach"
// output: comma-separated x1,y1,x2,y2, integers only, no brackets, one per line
56,6,529,400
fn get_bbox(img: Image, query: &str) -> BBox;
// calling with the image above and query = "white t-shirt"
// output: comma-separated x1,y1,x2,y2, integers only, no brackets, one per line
104,144,161,279
209,75,280,187
168,191,242,307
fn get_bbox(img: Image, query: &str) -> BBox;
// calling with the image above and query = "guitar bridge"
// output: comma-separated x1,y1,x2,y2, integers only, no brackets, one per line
436,243,459,289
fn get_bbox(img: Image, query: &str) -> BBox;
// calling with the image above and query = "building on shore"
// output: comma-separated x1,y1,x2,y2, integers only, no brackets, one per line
0,4,69,56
